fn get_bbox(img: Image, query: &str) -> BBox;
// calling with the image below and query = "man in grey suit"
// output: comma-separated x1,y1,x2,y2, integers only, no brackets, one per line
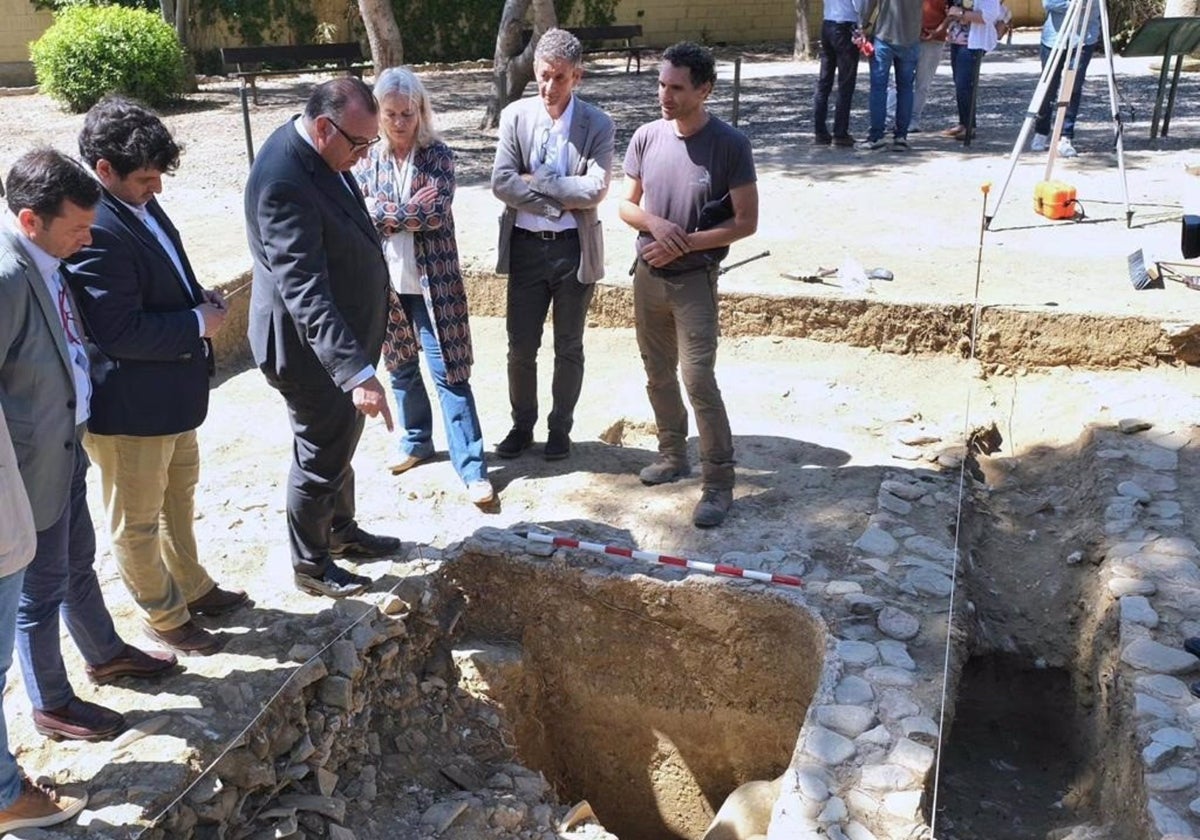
1,149,177,745
244,77,399,599
491,28,615,461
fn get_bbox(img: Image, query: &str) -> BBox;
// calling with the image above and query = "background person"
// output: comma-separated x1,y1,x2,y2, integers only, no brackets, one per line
353,68,494,508
490,28,615,462
71,96,249,658
944,0,999,142
858,0,923,151
619,42,758,529
1,149,176,744
244,77,399,600
1030,0,1099,158
812,0,866,146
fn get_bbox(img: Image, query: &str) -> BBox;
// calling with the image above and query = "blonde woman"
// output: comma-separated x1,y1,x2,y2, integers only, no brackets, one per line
353,68,493,507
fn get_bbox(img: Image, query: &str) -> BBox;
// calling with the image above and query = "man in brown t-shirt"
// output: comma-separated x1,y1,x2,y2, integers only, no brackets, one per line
619,42,758,529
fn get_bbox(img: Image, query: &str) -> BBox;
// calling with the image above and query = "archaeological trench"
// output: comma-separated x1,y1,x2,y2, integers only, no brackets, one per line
112,277,1200,840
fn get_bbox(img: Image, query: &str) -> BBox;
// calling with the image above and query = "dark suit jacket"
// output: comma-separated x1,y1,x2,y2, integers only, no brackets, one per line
68,192,211,436
0,228,80,530
243,118,389,391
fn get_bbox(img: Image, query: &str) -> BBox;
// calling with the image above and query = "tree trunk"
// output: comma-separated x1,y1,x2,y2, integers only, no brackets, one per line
357,0,405,73
793,0,813,60
480,0,558,129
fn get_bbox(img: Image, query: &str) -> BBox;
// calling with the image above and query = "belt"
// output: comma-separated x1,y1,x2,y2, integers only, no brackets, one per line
513,227,579,241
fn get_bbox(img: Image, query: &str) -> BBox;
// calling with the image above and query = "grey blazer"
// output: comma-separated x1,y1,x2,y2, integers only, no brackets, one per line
244,118,390,391
0,228,81,531
491,94,615,284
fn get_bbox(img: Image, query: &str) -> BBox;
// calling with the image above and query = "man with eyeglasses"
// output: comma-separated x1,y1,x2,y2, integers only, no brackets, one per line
491,28,615,462
244,77,399,599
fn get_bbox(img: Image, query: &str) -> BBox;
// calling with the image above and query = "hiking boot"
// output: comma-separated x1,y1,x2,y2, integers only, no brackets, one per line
639,457,691,486
0,775,87,831
1030,132,1050,152
692,488,733,528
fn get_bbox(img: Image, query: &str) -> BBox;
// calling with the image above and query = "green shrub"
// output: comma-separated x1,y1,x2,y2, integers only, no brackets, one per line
30,5,186,112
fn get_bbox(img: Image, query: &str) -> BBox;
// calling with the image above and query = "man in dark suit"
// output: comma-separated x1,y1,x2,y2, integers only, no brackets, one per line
244,77,399,599
70,97,249,657
1,148,176,745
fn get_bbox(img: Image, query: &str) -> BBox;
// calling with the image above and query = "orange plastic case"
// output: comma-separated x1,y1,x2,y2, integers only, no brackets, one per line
1034,180,1077,220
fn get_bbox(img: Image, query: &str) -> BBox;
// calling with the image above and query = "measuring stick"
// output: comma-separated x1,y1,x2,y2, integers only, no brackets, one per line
521,531,803,588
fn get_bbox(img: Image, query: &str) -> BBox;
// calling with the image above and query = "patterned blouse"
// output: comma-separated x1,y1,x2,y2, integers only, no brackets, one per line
353,140,474,384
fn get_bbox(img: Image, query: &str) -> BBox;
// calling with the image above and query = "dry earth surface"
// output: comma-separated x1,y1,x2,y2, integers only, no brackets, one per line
0,31,1199,839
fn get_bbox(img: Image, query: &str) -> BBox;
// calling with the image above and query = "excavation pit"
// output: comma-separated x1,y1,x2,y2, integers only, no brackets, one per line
444,539,827,840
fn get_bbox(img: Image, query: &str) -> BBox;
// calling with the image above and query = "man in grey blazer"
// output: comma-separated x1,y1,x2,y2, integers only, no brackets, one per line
491,28,615,461
1,149,177,745
244,77,399,599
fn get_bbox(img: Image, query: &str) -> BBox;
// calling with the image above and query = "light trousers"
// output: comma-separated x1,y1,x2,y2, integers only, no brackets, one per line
85,430,214,632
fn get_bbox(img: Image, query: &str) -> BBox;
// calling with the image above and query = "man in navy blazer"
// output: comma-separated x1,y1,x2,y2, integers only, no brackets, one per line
244,77,399,599
2,148,176,746
70,97,249,657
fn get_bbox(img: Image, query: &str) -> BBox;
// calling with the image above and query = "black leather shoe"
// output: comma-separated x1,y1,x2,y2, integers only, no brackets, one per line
1185,637,1200,658
33,698,125,742
294,563,370,598
329,529,400,559
544,430,571,461
495,428,533,459
86,644,179,685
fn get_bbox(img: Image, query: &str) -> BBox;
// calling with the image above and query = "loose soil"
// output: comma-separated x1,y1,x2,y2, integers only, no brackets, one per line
0,32,1198,838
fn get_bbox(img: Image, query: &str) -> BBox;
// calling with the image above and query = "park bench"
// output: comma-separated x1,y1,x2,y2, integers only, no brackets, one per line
521,24,645,73
220,42,372,164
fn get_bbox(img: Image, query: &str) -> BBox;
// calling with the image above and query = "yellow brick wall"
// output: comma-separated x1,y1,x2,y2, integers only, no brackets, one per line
616,0,1046,47
0,0,51,65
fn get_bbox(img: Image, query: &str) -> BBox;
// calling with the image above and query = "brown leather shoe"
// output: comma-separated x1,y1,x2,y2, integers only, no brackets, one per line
144,620,223,656
86,644,179,685
33,698,125,742
187,584,250,617
0,775,87,831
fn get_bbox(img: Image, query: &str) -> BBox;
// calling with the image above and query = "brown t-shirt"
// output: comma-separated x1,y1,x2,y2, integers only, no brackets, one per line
624,115,756,272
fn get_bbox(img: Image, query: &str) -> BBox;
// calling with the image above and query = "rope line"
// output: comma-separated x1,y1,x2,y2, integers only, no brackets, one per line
131,549,424,838
928,183,990,836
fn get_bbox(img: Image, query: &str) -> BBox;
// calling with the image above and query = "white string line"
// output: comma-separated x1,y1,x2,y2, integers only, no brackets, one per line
132,548,424,838
928,185,991,837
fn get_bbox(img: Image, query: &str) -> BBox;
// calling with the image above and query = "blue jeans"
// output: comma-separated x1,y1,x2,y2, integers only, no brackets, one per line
0,568,26,809
17,440,124,710
390,294,486,485
951,44,983,128
1035,41,1094,138
869,38,918,142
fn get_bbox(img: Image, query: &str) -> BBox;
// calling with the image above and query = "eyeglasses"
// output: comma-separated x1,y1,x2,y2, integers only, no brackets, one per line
326,117,380,153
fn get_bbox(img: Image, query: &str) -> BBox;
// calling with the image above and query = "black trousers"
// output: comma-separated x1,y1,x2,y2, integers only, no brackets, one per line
505,233,595,436
272,375,366,577
813,20,860,139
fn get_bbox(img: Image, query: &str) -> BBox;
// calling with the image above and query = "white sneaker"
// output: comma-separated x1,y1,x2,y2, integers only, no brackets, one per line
1030,133,1050,152
467,479,495,506
1058,136,1078,158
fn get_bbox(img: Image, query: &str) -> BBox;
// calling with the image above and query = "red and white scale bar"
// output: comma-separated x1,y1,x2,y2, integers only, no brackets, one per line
523,532,803,588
